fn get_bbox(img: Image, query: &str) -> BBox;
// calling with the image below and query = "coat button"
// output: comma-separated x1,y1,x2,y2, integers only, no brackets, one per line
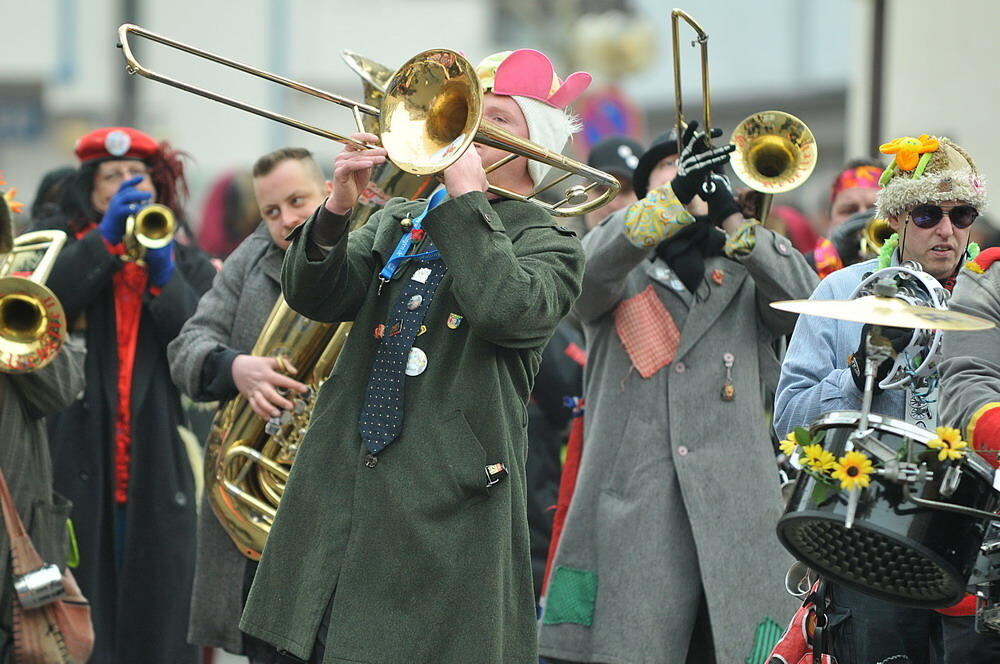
776,241,790,256
175,492,187,507
364,454,378,468
678,446,689,456
79,471,90,481
674,362,686,374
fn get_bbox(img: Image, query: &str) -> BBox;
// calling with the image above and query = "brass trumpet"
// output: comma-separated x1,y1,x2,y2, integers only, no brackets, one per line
671,10,816,221
117,24,620,216
124,203,175,262
0,198,68,373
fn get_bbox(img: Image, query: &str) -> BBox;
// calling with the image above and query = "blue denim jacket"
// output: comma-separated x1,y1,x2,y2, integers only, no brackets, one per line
774,257,907,437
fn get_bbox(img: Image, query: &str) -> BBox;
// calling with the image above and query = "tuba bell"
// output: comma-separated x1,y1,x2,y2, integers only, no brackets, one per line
0,196,68,373
203,53,438,560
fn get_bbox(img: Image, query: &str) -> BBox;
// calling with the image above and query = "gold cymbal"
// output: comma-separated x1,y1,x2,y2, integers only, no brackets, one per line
771,296,996,330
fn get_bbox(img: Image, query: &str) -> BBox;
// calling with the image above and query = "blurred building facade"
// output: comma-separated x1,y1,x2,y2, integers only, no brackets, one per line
4,0,990,231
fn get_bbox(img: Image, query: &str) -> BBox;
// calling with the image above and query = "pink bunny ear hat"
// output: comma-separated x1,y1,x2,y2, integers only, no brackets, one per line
476,49,591,186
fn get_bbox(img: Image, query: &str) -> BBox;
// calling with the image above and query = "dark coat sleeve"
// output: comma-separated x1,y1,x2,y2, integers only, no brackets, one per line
168,241,256,401
281,208,381,323
45,227,121,322
423,192,585,349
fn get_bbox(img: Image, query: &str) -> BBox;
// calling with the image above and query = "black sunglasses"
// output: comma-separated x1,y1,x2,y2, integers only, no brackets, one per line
908,203,979,229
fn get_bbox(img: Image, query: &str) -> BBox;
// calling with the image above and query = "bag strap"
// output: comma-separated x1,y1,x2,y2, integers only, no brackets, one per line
0,465,27,540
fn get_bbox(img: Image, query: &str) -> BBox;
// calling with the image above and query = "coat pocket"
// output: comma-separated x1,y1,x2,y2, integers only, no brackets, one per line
29,493,73,569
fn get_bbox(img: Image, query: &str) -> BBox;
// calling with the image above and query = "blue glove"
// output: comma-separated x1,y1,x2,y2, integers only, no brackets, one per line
99,176,152,244
144,241,176,287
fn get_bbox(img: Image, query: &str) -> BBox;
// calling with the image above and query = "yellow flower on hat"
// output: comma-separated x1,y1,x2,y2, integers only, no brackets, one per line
879,135,939,172
802,444,836,473
831,451,874,491
927,426,968,461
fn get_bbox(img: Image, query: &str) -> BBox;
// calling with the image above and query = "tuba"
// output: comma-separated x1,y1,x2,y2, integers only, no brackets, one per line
203,54,437,560
0,196,68,373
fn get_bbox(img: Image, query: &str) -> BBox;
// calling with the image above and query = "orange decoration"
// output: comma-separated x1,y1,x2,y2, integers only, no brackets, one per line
879,135,939,172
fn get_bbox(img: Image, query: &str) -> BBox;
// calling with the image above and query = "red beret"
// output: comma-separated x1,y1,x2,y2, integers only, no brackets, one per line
74,127,159,163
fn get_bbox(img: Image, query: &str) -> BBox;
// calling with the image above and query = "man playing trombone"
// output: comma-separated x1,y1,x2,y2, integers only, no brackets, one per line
239,49,591,664
538,123,816,663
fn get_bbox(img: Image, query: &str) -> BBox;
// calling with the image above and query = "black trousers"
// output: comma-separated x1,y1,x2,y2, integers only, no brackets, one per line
825,582,1000,664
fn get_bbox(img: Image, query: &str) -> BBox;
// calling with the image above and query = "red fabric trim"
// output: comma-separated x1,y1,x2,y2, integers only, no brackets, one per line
563,342,587,367
541,412,584,594
113,262,148,503
934,593,977,616
971,405,1000,469
972,246,1000,273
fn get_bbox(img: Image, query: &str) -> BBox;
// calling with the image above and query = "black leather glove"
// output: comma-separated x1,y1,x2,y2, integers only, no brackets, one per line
849,323,913,393
701,174,742,227
669,121,734,205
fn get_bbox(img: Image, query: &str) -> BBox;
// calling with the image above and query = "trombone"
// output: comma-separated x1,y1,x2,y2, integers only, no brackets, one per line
0,198,68,373
671,9,817,222
117,24,619,217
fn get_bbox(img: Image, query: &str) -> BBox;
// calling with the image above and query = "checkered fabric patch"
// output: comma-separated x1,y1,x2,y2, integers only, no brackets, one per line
613,285,680,378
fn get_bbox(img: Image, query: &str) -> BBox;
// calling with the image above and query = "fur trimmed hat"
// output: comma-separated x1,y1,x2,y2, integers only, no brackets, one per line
476,50,590,186
876,134,987,219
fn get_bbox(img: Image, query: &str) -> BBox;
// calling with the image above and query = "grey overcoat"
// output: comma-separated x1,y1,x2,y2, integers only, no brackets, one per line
168,223,284,653
538,212,817,664
0,337,85,661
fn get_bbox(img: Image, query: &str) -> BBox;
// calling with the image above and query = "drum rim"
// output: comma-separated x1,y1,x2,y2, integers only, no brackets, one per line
811,410,936,443
811,410,996,482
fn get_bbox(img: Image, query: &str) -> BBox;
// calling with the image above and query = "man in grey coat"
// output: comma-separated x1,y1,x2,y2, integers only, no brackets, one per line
539,125,815,664
168,147,329,662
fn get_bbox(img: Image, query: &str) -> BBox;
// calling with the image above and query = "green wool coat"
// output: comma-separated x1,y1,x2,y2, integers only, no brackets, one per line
240,192,584,664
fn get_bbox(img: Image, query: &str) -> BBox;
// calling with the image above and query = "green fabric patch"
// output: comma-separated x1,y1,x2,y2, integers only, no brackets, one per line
745,616,784,664
542,565,598,626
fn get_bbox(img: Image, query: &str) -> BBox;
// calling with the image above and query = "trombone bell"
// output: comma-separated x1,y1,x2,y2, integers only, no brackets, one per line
381,50,481,177
730,111,817,194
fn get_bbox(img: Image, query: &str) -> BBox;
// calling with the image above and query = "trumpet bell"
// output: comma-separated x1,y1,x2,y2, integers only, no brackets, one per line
730,111,818,194
862,217,894,257
380,49,482,176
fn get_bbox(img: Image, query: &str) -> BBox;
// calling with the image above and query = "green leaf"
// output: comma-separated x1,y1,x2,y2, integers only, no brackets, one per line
794,426,812,445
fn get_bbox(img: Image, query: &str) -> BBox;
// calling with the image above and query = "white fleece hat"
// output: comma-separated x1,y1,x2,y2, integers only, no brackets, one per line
476,50,591,186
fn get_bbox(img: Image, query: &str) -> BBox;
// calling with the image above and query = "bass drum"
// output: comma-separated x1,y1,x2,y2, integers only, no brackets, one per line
777,411,1000,608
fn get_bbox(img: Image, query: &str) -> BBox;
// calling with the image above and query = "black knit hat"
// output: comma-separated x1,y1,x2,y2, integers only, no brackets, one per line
633,129,679,200
587,136,644,183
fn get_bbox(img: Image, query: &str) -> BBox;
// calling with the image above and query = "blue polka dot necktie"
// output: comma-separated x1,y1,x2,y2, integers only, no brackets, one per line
358,258,447,458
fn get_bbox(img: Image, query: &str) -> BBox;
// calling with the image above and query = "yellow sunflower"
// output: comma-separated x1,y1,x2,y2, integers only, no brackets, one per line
927,426,969,461
779,432,799,457
831,451,874,491
802,444,836,473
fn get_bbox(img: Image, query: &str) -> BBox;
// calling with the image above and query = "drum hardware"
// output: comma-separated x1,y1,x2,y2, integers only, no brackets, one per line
973,522,1000,634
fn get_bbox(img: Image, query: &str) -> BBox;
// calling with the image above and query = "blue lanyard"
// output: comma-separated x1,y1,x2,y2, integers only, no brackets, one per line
378,188,448,283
